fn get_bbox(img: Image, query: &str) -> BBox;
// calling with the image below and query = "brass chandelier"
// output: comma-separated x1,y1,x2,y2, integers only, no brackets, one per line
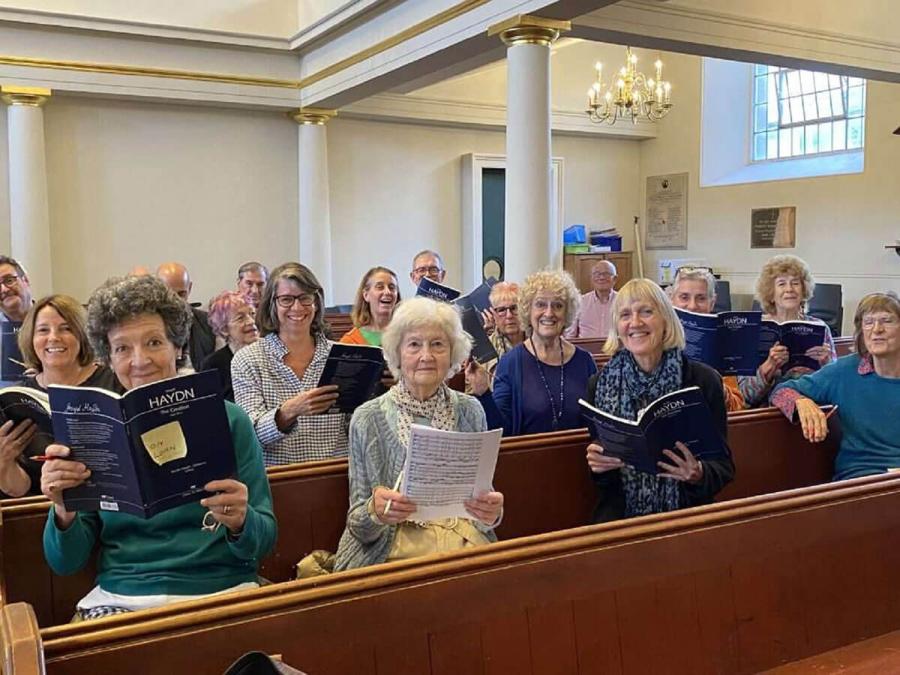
585,47,673,125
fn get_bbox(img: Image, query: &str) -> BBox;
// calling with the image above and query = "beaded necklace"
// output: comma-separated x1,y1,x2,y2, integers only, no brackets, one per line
530,336,566,430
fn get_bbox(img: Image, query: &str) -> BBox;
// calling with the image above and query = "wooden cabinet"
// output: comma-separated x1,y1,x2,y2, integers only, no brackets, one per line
564,252,633,294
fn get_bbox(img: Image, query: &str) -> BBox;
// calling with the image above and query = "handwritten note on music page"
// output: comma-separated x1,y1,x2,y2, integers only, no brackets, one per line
400,424,502,521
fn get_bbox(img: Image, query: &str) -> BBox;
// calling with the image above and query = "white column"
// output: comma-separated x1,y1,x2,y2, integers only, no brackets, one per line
492,18,568,283
293,108,337,307
1,86,52,296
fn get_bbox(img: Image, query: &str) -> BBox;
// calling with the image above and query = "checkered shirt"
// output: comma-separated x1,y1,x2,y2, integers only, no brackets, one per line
231,332,349,466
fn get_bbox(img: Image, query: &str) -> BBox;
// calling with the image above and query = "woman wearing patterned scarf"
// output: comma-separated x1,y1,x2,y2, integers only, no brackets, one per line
586,279,734,523
334,297,504,571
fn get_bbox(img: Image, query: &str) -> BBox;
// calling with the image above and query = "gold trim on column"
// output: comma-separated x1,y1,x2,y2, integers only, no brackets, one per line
0,84,51,106
290,108,338,125
488,15,571,47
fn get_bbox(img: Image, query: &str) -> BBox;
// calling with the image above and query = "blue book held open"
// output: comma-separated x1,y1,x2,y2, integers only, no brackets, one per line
675,308,764,376
317,343,385,413
49,371,236,518
758,319,828,371
579,387,728,475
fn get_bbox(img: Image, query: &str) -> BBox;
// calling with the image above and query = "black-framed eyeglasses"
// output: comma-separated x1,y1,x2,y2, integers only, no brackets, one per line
493,304,518,315
0,275,20,288
275,293,316,308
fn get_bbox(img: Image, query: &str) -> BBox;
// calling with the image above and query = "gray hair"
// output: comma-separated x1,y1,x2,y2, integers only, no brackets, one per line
411,249,444,270
381,297,471,380
592,259,617,276
0,255,27,278
237,261,268,280
87,275,193,363
518,269,580,335
669,267,716,301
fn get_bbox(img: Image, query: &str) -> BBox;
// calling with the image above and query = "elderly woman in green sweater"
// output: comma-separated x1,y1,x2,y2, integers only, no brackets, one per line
772,292,900,480
334,297,504,571
39,275,276,621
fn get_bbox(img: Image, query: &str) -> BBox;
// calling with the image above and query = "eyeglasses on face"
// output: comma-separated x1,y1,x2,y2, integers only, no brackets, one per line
413,266,442,276
862,314,898,330
591,272,614,279
275,293,316,308
0,275,20,288
493,304,518,316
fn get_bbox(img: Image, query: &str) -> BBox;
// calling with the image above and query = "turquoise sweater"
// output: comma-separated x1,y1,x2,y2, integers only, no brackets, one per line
772,354,900,480
43,402,277,596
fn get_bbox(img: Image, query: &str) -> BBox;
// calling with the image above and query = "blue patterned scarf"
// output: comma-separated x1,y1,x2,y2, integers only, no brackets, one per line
593,348,685,517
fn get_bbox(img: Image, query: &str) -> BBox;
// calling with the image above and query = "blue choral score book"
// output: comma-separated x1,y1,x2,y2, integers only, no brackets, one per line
579,387,728,475
317,343,385,413
758,319,828,371
416,278,461,302
675,308,763,376
49,371,236,518
454,295,498,365
0,320,24,382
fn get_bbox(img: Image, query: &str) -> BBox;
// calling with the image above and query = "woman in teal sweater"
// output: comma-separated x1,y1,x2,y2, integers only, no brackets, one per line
40,275,276,621
772,292,900,480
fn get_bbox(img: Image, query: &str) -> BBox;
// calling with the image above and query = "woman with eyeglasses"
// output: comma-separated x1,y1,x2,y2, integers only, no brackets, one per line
585,279,734,523
231,262,347,466
738,254,836,407
340,266,401,347
39,275,275,621
200,291,260,401
467,270,597,436
772,292,900,480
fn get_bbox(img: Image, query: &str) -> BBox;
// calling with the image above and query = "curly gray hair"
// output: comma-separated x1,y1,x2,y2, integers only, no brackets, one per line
87,275,193,363
381,297,472,380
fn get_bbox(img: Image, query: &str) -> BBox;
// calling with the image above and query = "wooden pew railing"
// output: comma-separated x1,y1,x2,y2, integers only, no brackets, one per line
1,409,837,628
8,472,898,675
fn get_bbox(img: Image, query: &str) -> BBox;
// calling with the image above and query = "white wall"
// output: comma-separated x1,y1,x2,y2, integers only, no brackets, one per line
326,116,642,301
37,97,298,305
639,52,900,334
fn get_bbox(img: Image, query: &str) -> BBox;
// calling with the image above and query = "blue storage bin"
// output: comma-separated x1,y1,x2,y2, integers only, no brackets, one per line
563,224,586,245
590,234,622,251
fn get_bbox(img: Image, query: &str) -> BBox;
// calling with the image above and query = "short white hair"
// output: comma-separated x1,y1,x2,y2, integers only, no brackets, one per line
381,297,472,380
668,267,716,301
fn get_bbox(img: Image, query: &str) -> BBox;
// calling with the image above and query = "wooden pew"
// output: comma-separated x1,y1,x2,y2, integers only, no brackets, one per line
14,472,900,675
834,334,854,356
2,409,837,629
324,312,353,340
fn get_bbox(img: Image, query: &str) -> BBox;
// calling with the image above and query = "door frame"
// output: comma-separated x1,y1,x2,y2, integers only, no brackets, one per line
461,153,565,291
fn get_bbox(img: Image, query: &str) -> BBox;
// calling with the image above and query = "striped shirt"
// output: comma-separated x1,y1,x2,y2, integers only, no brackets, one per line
231,332,349,466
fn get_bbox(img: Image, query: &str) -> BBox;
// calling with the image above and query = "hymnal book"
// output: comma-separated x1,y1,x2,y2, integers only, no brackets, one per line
0,387,54,459
454,296,498,365
316,343,385,413
48,371,236,518
0,320,24,382
675,308,763,376
400,424,502,521
416,278,461,303
460,277,498,314
758,319,828,371
579,387,727,475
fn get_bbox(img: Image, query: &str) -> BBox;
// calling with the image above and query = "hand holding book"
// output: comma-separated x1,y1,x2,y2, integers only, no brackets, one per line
200,478,248,534
276,384,340,429
39,443,91,528
586,442,624,473
657,441,704,483
0,418,37,463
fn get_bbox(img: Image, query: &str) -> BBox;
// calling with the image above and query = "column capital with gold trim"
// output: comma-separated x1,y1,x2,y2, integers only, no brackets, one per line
290,107,338,126
488,15,570,47
1,85,51,107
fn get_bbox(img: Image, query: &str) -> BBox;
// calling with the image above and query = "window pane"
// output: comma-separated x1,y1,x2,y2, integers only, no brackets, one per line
755,75,767,103
787,70,801,96
780,97,792,124
754,105,768,132
828,74,842,88
767,131,778,159
818,122,833,152
790,96,804,121
800,70,815,94
779,128,792,157
792,127,804,155
832,119,847,150
755,64,768,76
805,125,819,154
848,76,864,87
754,132,767,160
816,91,832,117
847,117,863,149
830,89,844,115
848,86,864,116
814,72,829,90
802,93,818,120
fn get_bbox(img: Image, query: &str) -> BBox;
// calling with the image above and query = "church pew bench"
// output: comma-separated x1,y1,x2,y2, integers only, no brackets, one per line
17,472,900,675
1,410,838,627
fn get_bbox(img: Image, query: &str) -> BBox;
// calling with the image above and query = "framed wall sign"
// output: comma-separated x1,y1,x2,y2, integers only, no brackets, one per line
645,173,688,250
751,206,796,248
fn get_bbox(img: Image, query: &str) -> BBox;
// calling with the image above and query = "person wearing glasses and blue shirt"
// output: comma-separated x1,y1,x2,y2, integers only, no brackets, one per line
232,262,347,466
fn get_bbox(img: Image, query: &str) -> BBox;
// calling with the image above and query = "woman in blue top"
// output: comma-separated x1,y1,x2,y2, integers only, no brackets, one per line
772,292,900,480
467,269,597,436
39,275,276,621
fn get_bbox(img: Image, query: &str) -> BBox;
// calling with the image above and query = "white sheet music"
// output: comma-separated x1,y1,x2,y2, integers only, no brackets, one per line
400,424,502,521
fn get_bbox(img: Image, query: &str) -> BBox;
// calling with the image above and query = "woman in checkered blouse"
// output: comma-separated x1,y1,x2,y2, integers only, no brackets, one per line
232,262,350,466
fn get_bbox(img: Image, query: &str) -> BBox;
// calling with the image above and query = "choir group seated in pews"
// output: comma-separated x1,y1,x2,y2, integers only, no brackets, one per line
1,244,900,645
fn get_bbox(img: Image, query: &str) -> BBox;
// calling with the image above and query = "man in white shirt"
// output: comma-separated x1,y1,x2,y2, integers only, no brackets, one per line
566,260,617,339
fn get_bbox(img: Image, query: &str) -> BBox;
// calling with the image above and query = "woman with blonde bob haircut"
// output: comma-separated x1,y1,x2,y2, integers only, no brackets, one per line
772,291,900,480
739,254,836,407
585,279,734,523
467,269,597,436
334,297,504,571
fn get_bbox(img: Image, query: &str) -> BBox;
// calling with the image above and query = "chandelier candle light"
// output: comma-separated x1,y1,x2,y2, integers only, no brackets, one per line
586,47,673,125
